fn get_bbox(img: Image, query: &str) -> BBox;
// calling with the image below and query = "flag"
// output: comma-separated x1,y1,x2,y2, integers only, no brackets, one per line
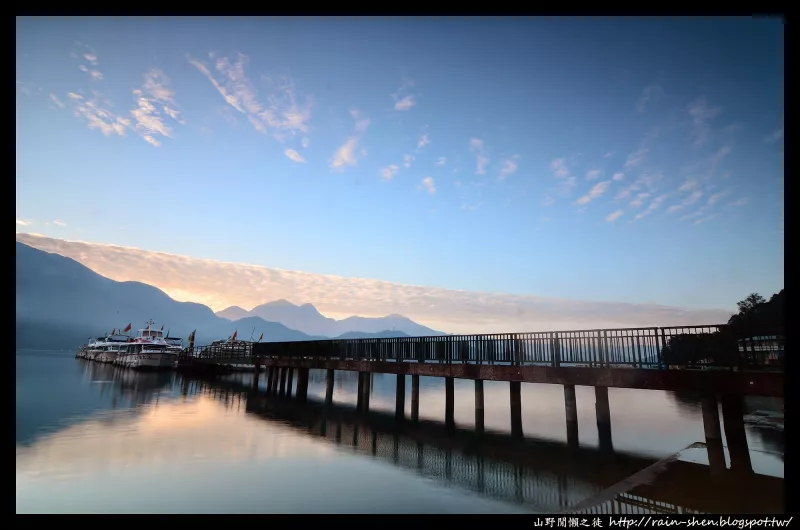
232,330,238,341
111,328,116,335
258,332,263,342
146,322,150,330
160,325,164,331
123,323,132,333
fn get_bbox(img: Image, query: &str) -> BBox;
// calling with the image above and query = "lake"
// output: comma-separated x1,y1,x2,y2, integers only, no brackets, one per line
16,350,784,514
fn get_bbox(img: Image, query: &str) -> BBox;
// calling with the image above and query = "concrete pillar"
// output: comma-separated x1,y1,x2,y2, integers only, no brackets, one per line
396,373,406,421
564,384,579,447
279,367,288,396
721,394,753,473
595,386,613,451
356,372,364,411
297,368,309,402
362,371,370,412
265,367,273,394
411,375,420,421
475,379,485,433
286,368,294,397
445,377,455,429
325,369,335,406
510,381,523,438
270,366,278,395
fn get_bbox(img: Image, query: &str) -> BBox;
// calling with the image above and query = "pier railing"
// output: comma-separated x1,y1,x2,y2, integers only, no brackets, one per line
184,325,783,371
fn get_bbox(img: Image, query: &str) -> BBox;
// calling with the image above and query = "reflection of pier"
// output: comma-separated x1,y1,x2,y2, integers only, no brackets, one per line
183,376,784,515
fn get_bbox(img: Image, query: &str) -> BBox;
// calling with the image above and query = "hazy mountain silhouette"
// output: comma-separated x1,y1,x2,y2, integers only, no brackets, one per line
217,299,444,337
334,330,410,339
15,242,420,350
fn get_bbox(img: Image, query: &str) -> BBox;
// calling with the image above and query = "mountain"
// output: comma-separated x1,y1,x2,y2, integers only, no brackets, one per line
15,242,422,350
216,299,445,337
333,330,410,340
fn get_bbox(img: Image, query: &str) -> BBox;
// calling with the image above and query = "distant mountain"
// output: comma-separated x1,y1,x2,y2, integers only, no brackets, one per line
216,299,444,338
15,242,420,351
333,330,410,340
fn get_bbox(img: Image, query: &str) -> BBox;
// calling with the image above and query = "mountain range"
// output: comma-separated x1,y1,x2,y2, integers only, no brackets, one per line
15,242,442,351
217,301,443,338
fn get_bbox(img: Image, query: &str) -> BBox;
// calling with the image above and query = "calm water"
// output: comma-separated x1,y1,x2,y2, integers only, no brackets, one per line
16,350,784,514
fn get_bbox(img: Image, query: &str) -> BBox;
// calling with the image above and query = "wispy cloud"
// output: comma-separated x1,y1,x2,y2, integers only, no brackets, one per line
634,194,669,220
686,96,722,147
707,189,730,206
546,157,578,200
666,189,704,214
189,52,313,146
129,69,183,145
15,233,733,334
16,219,32,226
585,169,602,180
52,219,66,227
469,138,489,175
604,151,614,158
284,148,306,163
421,177,436,195
629,193,651,209
417,133,430,150
301,137,310,149
498,155,519,180
623,147,648,170
403,154,414,169
764,128,783,143
636,84,664,113
728,197,749,207
394,95,415,111
575,180,611,206
710,145,731,165
612,172,625,181
605,210,624,223
379,164,399,181
49,94,65,109
330,109,370,172
435,157,447,167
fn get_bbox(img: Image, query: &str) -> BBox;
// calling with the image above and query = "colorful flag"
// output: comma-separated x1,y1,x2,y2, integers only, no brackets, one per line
258,332,263,342
111,328,116,335
232,330,238,341
160,325,164,331
123,323,132,333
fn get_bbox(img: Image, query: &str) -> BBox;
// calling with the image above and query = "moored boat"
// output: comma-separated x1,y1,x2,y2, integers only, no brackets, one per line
124,320,178,370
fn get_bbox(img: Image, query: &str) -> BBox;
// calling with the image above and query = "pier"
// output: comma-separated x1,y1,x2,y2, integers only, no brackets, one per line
181,375,784,514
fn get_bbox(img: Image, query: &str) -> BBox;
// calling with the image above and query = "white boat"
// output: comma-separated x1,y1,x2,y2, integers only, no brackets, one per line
85,336,108,361
123,320,178,370
95,334,131,363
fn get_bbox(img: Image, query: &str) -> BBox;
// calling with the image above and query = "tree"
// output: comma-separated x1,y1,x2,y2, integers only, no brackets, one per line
737,293,767,315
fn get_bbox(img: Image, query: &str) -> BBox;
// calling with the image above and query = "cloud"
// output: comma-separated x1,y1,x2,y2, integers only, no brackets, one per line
678,179,698,192
469,138,489,175
394,95,415,111
84,53,97,64
585,169,602,180
605,210,624,223
498,156,519,180
301,137,310,148
421,177,436,195
634,194,669,220
604,151,614,158
629,193,650,209
636,84,664,113
67,92,83,100
728,197,749,207
710,145,731,165
284,148,307,163
575,180,611,206
550,158,569,178
15,233,734,335
764,128,783,143
52,219,66,227
686,97,722,147
435,157,447,167
623,147,648,170
189,53,313,145
417,133,429,150
16,219,32,226
379,164,399,181
612,172,625,181
330,109,370,172
403,154,414,169
707,190,730,206
666,205,684,214
666,190,703,214
127,69,184,145
49,94,65,109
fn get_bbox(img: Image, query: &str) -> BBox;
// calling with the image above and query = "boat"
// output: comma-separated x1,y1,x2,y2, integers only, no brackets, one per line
95,333,131,363
85,336,108,361
122,320,179,370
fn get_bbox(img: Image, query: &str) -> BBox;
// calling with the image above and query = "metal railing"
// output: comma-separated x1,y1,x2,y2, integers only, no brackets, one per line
186,325,783,371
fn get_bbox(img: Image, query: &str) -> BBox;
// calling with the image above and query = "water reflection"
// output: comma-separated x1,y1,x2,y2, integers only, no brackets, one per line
16,352,785,514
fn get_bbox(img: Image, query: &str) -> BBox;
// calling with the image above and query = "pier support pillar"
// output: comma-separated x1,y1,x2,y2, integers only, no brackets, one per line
296,368,309,402
356,372,364,411
564,384,579,447
396,374,406,421
362,372,370,413
595,386,613,452
325,369,335,406
721,394,753,474
701,395,725,474
286,368,294,397
510,381,523,439
279,367,288,397
475,380,485,433
445,377,455,430
266,367,275,394
411,375,420,421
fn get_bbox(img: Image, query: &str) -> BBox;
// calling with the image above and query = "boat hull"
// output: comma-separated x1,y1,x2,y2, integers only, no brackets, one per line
129,352,177,370
96,352,119,363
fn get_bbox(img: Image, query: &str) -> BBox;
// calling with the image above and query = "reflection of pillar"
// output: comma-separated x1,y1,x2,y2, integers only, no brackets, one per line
417,442,424,469
279,367,288,396
362,372,371,413
335,421,342,444
721,394,753,474
396,374,406,420
445,377,455,429
296,368,309,402
411,375,420,421
286,368,294,397
510,381,523,439
356,372,364,411
270,367,278,395
475,380,485,433
515,467,524,502
353,425,359,447
325,369,335,406
265,367,273,394
320,417,327,437
595,386,613,451
372,428,378,455
445,449,453,481
701,395,726,474
393,434,400,463
477,458,485,492
564,384,579,447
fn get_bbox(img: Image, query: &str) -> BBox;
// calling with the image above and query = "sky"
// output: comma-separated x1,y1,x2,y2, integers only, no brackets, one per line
16,17,784,334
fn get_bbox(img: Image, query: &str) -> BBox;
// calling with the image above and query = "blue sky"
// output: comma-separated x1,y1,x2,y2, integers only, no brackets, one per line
16,17,783,329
